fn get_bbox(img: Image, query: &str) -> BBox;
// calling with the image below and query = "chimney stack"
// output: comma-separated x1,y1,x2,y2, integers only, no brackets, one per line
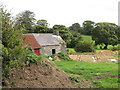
53,30,59,36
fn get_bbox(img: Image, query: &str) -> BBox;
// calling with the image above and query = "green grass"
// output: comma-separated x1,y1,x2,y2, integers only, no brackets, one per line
81,35,93,42
54,61,119,88
67,48,76,54
111,55,120,58
95,50,102,53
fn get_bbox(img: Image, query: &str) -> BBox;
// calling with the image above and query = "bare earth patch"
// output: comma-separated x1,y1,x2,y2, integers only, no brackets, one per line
3,60,77,88
69,50,119,62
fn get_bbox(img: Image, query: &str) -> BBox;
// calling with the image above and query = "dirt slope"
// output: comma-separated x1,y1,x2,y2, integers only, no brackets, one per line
3,60,77,88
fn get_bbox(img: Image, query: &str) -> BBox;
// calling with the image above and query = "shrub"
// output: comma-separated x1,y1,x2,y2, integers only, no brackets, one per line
96,45,101,50
67,48,76,54
116,44,120,50
69,76,80,83
9,60,25,67
113,45,118,51
75,41,95,52
107,45,113,50
107,44,120,51
99,43,106,49
56,53,72,61
112,44,120,51
26,53,42,64
96,43,106,50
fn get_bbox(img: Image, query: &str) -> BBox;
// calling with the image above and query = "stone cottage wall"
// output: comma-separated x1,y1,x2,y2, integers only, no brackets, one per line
40,45,61,56
61,44,67,55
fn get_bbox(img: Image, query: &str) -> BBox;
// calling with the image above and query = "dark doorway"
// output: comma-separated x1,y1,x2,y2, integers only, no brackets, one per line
52,49,56,54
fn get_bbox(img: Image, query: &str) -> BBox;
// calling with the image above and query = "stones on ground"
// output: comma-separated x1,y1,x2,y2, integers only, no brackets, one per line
54,56,61,61
69,50,118,62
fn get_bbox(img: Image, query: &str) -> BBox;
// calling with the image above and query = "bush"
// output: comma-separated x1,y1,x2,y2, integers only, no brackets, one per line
56,53,72,61
26,53,44,64
9,60,25,67
96,45,101,50
67,48,76,54
107,44,120,51
113,45,118,51
96,43,106,50
75,41,95,52
116,44,120,50
69,76,80,83
107,45,113,50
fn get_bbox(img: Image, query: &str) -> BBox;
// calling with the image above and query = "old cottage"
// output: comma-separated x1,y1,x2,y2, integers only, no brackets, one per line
22,33,67,56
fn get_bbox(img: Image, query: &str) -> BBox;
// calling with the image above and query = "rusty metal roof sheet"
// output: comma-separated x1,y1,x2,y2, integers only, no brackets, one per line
22,34,40,49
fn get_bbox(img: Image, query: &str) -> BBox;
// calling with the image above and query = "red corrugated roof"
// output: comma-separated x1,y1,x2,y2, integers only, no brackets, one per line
22,34,40,49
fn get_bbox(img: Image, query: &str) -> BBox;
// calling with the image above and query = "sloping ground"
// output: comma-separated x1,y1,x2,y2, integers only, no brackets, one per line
69,50,119,62
3,60,77,88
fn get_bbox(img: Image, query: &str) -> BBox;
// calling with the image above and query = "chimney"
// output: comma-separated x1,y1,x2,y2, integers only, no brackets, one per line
53,30,59,36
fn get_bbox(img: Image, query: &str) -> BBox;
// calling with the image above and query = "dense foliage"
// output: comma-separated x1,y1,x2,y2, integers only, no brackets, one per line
9,8,120,51
75,41,95,52
53,53,72,61
1,6,30,63
1,6,40,78
82,20,95,35
15,10,36,33
92,22,119,47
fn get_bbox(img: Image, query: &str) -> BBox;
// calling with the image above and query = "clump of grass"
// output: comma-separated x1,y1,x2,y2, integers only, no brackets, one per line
69,76,80,83
67,48,76,54
51,53,72,61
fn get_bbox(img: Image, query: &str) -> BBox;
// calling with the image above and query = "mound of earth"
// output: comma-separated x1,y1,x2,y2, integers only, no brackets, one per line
3,60,77,88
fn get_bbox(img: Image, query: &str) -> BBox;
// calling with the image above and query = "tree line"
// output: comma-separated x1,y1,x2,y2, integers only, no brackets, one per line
14,10,120,48
1,6,120,56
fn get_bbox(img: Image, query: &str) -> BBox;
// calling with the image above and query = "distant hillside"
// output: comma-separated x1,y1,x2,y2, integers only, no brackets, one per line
81,35,92,41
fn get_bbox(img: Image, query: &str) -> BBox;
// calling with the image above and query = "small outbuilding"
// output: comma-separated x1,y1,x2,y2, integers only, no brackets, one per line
22,33,67,56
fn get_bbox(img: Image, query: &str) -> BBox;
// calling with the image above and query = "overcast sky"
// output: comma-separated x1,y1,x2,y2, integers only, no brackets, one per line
0,0,119,27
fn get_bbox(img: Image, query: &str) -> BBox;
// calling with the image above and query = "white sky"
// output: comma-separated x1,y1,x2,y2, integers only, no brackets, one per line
0,0,119,27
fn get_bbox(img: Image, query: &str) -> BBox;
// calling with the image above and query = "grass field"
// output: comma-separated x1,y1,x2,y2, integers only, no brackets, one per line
111,55,120,58
54,61,119,88
81,35,93,42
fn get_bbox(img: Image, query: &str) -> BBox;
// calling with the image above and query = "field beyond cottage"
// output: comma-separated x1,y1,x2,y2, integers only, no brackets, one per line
54,60,119,88
53,50,119,88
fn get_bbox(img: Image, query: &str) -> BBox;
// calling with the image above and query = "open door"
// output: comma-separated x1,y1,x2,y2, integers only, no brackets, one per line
52,49,56,54
34,49,40,56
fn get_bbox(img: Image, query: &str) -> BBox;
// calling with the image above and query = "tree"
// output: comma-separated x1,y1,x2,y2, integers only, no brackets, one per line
15,10,36,33
37,19,49,27
33,25,52,33
82,20,95,35
1,6,31,63
92,22,118,47
69,23,82,33
75,41,95,52
115,26,120,44
52,25,72,46
68,30,82,48
32,19,52,33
